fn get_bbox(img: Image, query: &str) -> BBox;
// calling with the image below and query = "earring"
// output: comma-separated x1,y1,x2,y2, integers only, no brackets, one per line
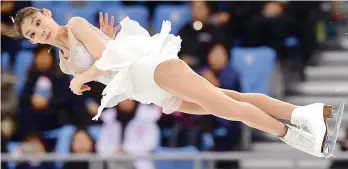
48,46,53,54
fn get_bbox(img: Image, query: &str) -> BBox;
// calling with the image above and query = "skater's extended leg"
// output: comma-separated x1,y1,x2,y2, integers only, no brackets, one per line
177,89,297,120
155,59,332,157
220,89,296,120
154,59,287,137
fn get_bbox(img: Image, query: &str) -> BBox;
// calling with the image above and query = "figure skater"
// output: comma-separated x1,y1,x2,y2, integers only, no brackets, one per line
2,7,344,158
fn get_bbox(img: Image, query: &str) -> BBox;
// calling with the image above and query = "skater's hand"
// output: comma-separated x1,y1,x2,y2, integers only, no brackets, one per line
69,77,91,95
99,12,121,39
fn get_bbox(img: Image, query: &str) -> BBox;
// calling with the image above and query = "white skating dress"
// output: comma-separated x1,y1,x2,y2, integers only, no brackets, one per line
59,17,183,120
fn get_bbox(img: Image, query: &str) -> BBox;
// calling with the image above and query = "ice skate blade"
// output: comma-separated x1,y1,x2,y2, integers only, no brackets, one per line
323,102,345,158
323,105,333,118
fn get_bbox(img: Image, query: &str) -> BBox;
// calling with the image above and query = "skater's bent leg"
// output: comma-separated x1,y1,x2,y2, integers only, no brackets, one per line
178,100,209,115
219,89,296,120
154,59,287,137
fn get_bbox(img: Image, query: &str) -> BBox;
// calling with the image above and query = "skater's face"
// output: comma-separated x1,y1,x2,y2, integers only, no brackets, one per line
21,8,59,44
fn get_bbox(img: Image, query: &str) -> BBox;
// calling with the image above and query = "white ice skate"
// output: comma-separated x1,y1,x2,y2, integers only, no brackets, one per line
290,103,345,158
280,124,322,157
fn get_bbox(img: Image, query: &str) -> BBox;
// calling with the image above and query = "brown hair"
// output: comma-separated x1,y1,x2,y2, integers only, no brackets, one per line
1,7,41,39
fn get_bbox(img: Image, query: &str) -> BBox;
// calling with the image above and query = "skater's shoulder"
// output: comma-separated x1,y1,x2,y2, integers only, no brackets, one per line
67,17,89,27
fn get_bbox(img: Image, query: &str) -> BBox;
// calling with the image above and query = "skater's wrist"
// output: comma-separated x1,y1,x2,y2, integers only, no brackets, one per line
78,64,108,84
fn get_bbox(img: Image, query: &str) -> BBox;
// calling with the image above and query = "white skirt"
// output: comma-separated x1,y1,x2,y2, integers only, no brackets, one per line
92,17,183,121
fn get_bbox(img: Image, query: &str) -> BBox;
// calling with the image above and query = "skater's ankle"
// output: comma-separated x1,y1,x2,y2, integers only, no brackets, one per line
278,125,288,138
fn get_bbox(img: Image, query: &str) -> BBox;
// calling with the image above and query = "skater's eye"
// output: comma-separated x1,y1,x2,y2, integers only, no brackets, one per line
36,20,41,26
30,32,35,38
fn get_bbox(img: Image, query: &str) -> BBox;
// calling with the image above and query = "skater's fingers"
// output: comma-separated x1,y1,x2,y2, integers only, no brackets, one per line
72,90,82,95
81,85,91,89
110,15,115,27
80,85,91,92
99,12,104,27
105,13,109,25
114,25,121,32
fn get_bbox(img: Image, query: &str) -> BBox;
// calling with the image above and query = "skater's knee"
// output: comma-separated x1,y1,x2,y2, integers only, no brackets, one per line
154,59,193,89
220,89,243,101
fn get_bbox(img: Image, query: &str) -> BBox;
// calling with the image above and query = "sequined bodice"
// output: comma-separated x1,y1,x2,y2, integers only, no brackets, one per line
59,24,118,85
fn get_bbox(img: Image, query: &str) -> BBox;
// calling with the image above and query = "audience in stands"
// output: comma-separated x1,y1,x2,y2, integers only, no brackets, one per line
19,45,74,138
62,128,95,169
164,112,201,148
15,131,55,169
178,1,228,70
96,108,122,156
1,69,18,115
197,43,240,91
121,103,161,169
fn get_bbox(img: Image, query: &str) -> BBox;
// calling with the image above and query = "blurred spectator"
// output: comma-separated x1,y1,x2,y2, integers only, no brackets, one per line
19,45,74,136
1,69,18,115
207,2,255,46
96,108,122,156
1,114,20,142
122,103,161,169
62,128,95,169
114,100,161,169
330,127,348,169
167,112,201,148
157,111,177,146
178,1,228,70
287,2,322,64
1,1,31,71
121,1,186,19
15,131,55,169
1,113,22,169
239,2,295,55
197,44,240,91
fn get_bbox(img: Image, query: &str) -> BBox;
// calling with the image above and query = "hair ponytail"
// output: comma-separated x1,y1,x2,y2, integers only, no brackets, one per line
1,7,41,39
1,17,22,39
